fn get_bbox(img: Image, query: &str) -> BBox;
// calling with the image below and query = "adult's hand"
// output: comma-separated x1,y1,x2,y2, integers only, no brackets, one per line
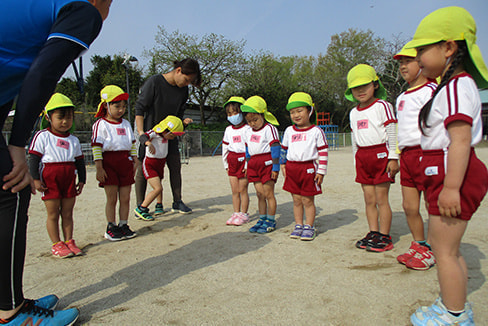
3,145,34,193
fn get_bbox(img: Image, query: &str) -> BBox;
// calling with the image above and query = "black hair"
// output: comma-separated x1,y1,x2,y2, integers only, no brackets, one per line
419,41,467,134
173,58,202,87
225,102,242,115
48,106,74,119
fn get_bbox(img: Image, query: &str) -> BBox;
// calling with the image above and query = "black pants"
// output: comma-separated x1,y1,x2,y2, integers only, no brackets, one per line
135,139,182,206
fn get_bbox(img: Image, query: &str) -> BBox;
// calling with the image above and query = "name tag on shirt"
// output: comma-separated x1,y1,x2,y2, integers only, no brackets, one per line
398,100,405,111
291,134,306,142
357,119,368,130
117,128,126,136
233,135,242,143
56,139,69,150
250,135,261,143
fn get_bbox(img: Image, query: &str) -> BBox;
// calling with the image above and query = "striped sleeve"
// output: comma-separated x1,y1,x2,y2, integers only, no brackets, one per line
380,100,397,126
317,147,328,175
92,145,103,161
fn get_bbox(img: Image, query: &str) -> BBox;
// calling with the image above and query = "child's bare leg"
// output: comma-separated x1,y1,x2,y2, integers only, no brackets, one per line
60,197,76,241
302,195,316,226
263,181,276,216
402,186,425,241
142,177,162,208
361,184,379,231
253,182,267,215
375,182,392,235
104,185,118,224
229,176,240,212
292,194,304,225
429,215,468,311
45,199,61,243
118,185,131,222
238,177,249,213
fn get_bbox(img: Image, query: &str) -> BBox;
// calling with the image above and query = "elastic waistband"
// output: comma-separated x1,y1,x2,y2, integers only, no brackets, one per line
103,150,130,156
401,145,421,153
250,152,271,158
43,162,75,166
422,147,474,156
287,160,314,165
357,143,386,150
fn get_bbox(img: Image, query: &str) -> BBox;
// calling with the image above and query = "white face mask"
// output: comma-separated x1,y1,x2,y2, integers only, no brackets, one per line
227,113,243,125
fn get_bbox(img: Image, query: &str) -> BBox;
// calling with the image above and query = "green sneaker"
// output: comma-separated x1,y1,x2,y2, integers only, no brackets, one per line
154,203,164,215
134,206,154,221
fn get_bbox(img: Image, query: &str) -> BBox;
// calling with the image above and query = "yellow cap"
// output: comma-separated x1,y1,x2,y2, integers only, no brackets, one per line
223,96,245,108
405,6,488,88
153,115,185,136
344,64,387,102
241,96,279,126
393,45,417,60
286,92,314,111
95,85,129,118
41,93,75,131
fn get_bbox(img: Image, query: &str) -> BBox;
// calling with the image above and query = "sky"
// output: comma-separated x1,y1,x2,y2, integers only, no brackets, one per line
63,0,488,79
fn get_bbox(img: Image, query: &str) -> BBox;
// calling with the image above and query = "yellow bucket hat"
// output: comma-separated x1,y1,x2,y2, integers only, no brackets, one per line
404,6,488,89
95,85,129,118
153,115,185,136
223,96,245,108
393,45,417,60
241,96,279,126
286,92,314,111
40,93,75,132
344,64,387,102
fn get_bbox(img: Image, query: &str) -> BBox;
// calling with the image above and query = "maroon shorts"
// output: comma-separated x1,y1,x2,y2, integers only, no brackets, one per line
227,151,246,179
143,157,166,179
422,148,488,220
283,161,322,196
355,144,394,185
247,153,275,184
400,146,424,191
41,162,77,200
100,151,135,187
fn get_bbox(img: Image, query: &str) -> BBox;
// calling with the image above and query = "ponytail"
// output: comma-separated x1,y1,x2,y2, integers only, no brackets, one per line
418,41,468,134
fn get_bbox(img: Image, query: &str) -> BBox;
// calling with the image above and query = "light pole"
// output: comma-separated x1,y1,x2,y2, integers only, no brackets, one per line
122,53,138,123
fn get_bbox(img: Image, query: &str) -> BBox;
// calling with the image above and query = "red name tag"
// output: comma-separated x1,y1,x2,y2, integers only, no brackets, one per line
291,134,306,142
250,134,261,143
357,119,369,130
117,128,126,136
56,139,69,150
233,135,242,143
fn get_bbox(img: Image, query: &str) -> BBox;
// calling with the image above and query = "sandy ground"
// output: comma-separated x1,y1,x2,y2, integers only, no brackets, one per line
23,146,488,325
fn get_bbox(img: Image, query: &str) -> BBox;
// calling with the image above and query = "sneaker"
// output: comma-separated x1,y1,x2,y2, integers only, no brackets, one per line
104,224,124,241
51,242,73,258
120,224,137,239
249,217,266,233
397,241,424,265
65,239,83,256
154,203,165,215
290,224,303,239
406,245,436,270
134,206,154,221
233,213,250,226
355,231,378,249
1,300,79,326
300,225,316,241
226,213,239,225
33,295,59,310
172,200,192,214
411,297,474,326
366,234,394,252
256,219,276,234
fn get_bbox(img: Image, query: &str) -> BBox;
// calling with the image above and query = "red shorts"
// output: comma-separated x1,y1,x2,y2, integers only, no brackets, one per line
400,146,424,191
41,162,77,200
247,153,275,184
355,144,394,185
143,157,166,179
227,151,246,179
100,151,135,187
422,148,488,220
283,161,322,196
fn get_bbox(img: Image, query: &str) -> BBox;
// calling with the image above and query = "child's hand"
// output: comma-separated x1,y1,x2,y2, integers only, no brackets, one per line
281,164,286,178
183,118,193,126
315,174,324,186
132,156,140,174
147,143,156,154
34,179,47,193
96,167,107,183
271,171,278,181
386,159,399,178
438,186,461,218
76,182,85,195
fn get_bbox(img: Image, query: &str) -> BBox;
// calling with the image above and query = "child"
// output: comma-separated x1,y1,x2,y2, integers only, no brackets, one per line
281,92,328,241
394,46,437,270
241,96,280,233
406,7,488,325
346,64,399,252
28,93,86,258
222,96,251,226
134,115,185,221
91,85,139,241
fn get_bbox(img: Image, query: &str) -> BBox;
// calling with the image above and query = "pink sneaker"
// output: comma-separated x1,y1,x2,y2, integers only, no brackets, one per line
397,241,423,265
226,213,239,225
65,239,83,256
233,212,250,226
52,241,73,258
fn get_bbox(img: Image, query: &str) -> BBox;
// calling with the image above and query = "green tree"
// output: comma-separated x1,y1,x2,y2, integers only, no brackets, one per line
146,26,247,125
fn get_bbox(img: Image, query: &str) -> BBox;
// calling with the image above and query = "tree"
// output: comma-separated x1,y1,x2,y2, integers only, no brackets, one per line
146,26,247,125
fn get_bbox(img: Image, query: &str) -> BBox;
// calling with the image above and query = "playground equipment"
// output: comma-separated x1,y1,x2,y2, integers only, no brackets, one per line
316,112,338,150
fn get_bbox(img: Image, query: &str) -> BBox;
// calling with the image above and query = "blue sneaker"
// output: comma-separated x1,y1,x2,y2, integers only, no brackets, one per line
33,294,59,310
411,297,474,326
249,217,266,233
154,203,165,215
172,200,192,214
256,219,276,234
300,225,316,241
134,206,154,221
289,224,303,239
3,300,79,326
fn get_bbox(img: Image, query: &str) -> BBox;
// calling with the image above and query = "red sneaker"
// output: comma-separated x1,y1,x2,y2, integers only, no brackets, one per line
397,241,423,265
65,239,83,256
406,245,436,270
51,241,73,258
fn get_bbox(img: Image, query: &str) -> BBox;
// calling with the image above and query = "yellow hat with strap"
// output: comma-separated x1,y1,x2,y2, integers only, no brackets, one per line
240,96,279,126
153,115,185,136
40,93,75,132
393,45,417,60
344,64,387,102
223,96,245,108
95,85,129,118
